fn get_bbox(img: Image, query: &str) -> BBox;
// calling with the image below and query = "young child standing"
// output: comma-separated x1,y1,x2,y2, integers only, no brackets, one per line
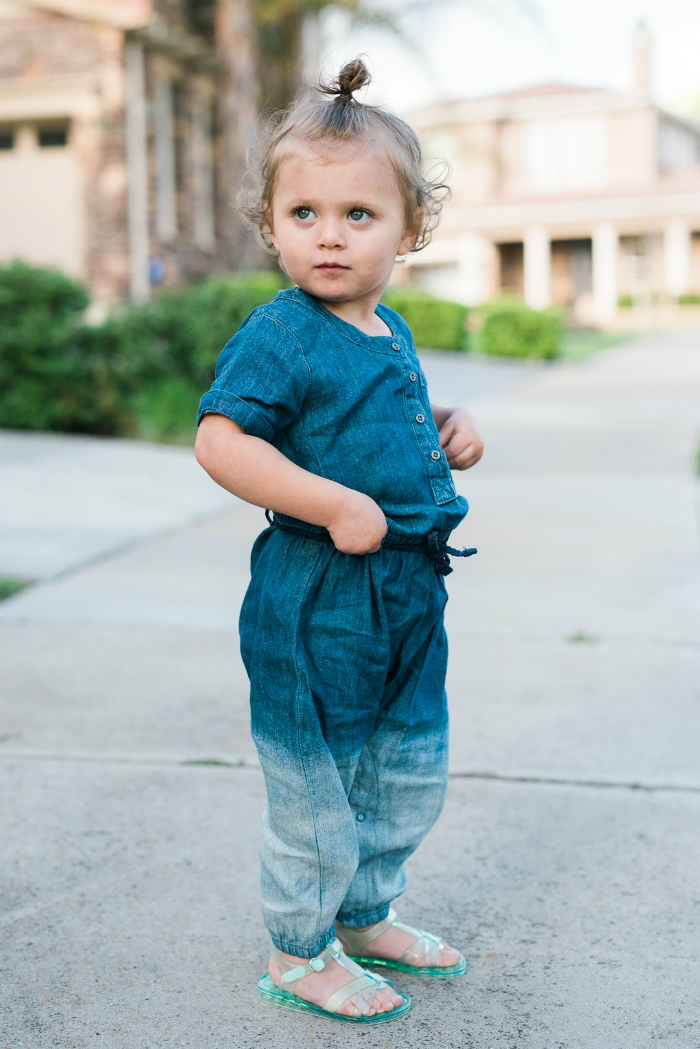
195,59,483,1025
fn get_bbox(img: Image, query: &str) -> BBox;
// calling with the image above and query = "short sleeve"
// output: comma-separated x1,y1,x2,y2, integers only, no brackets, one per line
197,309,310,441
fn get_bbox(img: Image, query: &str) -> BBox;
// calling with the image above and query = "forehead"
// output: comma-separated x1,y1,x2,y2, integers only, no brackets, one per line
272,137,401,202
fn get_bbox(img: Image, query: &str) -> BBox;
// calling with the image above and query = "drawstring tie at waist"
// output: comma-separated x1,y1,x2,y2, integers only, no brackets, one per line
265,511,476,576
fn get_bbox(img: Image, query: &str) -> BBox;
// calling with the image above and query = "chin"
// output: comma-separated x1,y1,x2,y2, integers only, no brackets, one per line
306,278,356,301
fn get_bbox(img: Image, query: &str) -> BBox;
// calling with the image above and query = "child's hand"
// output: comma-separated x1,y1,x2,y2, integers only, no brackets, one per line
434,407,484,470
326,489,388,555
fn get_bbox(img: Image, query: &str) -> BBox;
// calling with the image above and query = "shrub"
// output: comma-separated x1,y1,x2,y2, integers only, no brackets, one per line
0,265,286,439
109,270,288,441
114,270,288,388
679,293,700,305
130,376,204,444
0,261,155,435
478,297,561,360
618,294,633,308
382,286,468,350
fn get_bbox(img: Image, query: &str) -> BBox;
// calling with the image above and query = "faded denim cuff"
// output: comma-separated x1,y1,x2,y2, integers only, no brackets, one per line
335,904,391,930
197,389,274,441
270,926,336,959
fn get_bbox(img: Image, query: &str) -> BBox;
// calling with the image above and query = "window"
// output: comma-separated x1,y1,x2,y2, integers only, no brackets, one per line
659,119,700,171
521,116,608,192
39,127,68,148
0,130,14,151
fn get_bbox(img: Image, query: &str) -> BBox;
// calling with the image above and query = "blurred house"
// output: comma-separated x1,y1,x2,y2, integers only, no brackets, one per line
406,23,700,327
0,0,225,309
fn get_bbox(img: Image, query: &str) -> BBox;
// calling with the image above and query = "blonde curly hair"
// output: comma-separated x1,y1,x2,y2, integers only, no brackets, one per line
239,58,449,254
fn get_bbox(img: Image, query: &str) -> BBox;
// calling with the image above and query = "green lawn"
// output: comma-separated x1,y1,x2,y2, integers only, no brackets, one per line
0,577,29,601
559,328,634,360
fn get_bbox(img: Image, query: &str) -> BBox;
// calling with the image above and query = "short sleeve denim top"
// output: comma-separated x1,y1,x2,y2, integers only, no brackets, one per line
198,287,468,540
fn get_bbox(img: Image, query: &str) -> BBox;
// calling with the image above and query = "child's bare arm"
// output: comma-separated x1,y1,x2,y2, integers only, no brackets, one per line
431,405,484,470
195,413,388,554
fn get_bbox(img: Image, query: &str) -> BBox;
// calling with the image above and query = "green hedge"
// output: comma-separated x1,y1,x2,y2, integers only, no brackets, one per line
0,261,107,432
478,297,561,360
382,287,468,350
0,263,286,441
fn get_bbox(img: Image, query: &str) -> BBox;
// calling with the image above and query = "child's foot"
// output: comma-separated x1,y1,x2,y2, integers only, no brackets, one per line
268,950,404,1017
353,923,461,969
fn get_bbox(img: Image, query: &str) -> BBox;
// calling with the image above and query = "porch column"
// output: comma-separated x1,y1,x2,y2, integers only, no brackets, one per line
192,82,216,252
153,75,177,242
125,39,150,303
664,218,691,298
523,226,551,310
592,222,618,325
458,231,491,306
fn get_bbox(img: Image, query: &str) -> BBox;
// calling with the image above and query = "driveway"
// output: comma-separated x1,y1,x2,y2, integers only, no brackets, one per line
2,333,700,1048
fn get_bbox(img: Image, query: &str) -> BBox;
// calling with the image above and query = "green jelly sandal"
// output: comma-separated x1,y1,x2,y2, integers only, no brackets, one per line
336,908,468,978
257,936,411,1025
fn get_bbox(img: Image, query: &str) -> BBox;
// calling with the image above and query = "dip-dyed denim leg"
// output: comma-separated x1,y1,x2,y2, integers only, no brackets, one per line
240,526,450,958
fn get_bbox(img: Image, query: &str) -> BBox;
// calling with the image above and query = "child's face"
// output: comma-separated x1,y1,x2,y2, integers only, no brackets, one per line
269,140,416,304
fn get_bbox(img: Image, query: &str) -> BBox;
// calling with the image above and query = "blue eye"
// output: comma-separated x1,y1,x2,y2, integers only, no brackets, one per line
348,208,370,223
294,206,315,221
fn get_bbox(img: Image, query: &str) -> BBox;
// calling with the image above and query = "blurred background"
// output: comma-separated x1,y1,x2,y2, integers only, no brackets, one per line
2,0,700,448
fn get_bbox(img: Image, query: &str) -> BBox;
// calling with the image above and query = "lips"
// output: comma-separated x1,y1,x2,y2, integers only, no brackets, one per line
316,263,348,273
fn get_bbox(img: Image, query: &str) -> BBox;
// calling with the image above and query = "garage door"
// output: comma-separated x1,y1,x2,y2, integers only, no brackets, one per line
0,122,85,278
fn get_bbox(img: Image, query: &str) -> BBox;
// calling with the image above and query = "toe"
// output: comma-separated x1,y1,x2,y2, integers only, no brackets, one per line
439,946,461,967
338,995,376,1017
382,984,403,1005
373,989,394,1012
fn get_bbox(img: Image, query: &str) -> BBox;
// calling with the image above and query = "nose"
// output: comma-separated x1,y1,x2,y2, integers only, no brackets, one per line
317,217,345,250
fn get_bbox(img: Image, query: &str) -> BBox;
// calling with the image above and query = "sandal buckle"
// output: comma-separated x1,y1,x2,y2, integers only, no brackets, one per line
309,957,325,972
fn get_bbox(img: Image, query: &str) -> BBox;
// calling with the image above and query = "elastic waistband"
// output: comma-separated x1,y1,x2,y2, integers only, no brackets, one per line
265,512,476,576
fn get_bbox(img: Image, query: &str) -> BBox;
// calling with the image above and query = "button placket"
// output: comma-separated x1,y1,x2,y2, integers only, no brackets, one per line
404,361,448,479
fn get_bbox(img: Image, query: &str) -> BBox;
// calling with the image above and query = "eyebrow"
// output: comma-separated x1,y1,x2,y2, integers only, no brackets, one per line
282,197,384,210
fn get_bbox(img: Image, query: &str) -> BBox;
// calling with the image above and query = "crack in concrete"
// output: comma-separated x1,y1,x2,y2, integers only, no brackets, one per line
448,769,700,793
2,750,699,794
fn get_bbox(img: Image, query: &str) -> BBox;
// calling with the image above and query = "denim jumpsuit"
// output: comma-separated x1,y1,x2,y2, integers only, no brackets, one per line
198,288,468,958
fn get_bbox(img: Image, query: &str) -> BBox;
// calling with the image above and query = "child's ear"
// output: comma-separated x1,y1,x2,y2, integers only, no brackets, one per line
397,209,420,257
397,226,417,257
265,210,278,251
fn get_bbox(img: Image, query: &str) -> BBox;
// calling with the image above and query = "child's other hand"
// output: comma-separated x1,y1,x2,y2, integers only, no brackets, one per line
327,490,388,555
437,408,484,470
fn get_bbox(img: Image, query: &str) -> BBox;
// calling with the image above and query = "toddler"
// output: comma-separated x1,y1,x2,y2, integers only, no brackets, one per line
195,58,483,1026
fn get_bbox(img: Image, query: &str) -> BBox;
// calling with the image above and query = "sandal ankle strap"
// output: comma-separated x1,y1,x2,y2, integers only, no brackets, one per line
336,908,446,968
334,908,398,953
271,937,345,986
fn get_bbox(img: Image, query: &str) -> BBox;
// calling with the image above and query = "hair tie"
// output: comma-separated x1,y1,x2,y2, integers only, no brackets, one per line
339,93,352,101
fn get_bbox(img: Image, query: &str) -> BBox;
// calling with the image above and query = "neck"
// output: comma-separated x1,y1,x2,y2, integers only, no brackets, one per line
315,289,391,337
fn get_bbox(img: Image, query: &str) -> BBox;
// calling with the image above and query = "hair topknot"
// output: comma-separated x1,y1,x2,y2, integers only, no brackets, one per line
319,58,371,102
239,57,449,253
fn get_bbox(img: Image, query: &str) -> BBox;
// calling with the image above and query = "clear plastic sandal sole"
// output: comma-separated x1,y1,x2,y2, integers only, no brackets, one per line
347,954,468,978
257,975,411,1024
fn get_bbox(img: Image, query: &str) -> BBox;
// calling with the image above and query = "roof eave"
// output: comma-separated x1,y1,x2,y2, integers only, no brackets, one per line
11,0,154,30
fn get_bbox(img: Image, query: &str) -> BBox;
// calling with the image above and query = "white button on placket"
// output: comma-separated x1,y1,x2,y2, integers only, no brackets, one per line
415,414,425,424
431,450,441,460
409,372,416,382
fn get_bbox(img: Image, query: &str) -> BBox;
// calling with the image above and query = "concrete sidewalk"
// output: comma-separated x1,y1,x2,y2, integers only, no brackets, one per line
2,334,700,1048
